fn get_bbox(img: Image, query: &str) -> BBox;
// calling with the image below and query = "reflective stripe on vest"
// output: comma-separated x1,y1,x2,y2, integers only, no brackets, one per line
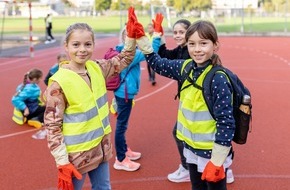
51,60,111,153
12,108,26,125
176,61,217,150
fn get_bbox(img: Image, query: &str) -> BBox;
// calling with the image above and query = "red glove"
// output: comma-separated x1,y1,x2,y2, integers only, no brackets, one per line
201,161,225,182
57,163,82,190
126,7,136,38
152,13,164,35
135,22,145,38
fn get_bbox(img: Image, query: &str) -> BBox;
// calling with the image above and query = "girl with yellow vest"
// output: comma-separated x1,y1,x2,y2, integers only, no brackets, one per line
132,11,235,190
44,9,137,190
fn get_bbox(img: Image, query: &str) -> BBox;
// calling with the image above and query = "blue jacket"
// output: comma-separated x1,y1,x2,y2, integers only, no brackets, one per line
114,38,161,99
11,83,42,113
114,44,144,99
44,63,59,85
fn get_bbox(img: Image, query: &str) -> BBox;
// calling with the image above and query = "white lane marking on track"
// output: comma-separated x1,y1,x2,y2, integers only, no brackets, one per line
0,80,175,139
135,80,175,102
0,128,37,139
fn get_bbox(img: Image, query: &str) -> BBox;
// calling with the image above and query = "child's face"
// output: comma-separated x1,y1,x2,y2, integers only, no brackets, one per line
65,29,94,65
187,31,218,66
147,25,154,34
173,23,187,47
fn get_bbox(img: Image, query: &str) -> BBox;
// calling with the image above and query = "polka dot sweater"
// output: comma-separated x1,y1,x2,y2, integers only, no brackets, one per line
145,52,235,159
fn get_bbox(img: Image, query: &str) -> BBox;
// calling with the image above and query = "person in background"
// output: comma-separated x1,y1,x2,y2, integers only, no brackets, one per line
145,23,156,85
43,7,137,190
132,11,235,190
153,17,192,183
44,53,67,86
44,13,56,44
112,25,160,172
11,68,47,139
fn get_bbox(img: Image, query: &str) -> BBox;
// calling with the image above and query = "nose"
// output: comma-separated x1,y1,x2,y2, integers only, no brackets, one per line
194,44,201,52
79,45,86,52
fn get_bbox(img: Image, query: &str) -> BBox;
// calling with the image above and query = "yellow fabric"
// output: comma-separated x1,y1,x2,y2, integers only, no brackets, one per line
12,108,26,125
109,98,135,115
176,60,217,150
51,60,111,153
145,33,154,42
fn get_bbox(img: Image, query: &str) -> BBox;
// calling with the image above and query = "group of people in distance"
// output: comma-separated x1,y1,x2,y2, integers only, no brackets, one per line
11,6,237,190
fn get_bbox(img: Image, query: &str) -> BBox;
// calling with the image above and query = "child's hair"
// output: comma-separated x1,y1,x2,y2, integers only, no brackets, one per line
15,68,43,96
185,20,222,66
57,53,67,62
65,23,95,44
173,19,191,30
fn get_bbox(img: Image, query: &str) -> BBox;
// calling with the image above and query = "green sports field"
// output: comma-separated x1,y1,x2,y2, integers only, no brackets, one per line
1,15,290,35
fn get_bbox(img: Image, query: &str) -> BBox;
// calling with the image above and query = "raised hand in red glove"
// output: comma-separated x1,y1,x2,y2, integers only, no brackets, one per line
201,161,225,182
152,13,164,35
58,163,82,190
135,22,145,39
126,6,137,38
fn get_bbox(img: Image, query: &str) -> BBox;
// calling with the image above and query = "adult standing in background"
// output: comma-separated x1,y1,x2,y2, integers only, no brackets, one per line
44,13,55,44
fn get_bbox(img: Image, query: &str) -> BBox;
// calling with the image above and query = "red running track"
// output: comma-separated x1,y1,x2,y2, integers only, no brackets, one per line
1,36,290,190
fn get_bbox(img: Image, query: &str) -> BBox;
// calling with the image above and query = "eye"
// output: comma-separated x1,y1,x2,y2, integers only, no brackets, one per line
188,42,195,46
173,31,178,35
72,43,79,47
85,42,93,48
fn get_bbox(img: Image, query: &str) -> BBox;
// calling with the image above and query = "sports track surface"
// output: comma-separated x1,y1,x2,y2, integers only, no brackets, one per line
1,35,290,190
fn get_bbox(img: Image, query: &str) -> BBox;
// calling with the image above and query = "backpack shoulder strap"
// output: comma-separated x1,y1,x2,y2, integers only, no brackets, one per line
202,65,227,120
175,59,193,99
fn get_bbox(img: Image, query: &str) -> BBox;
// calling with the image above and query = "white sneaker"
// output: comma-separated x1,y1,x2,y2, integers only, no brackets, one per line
32,129,47,140
226,169,235,184
167,164,190,183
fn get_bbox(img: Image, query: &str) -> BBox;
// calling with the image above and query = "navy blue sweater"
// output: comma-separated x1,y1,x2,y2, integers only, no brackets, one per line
145,52,235,158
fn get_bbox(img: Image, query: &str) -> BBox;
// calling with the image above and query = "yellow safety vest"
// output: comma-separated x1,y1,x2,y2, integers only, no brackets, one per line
12,108,27,125
50,60,111,153
145,33,154,43
176,60,217,150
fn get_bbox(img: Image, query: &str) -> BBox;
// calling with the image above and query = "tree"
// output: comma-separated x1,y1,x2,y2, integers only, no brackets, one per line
95,0,111,11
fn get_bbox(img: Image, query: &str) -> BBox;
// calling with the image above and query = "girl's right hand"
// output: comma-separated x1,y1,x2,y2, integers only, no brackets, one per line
23,107,29,116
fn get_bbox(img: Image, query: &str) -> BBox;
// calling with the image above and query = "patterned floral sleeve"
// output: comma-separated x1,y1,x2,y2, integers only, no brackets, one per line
44,82,70,166
95,43,136,80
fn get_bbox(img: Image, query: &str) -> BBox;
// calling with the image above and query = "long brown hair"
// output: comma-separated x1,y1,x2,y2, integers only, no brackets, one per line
185,20,222,66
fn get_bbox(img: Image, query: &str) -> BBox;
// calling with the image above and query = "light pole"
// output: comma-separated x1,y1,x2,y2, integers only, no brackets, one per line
241,0,244,33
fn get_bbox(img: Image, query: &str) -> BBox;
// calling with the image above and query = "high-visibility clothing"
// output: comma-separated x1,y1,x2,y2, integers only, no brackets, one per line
51,60,111,153
12,108,27,125
176,60,217,150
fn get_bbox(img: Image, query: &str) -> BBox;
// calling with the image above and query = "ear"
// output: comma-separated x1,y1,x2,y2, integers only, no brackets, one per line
213,41,220,52
64,41,68,52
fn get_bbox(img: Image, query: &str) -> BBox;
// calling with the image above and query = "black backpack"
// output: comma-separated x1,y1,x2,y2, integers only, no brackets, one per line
178,60,252,144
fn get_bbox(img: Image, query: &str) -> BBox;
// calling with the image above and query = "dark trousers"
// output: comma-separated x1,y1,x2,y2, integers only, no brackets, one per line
173,122,188,169
114,96,133,162
27,106,45,123
46,26,54,40
188,163,227,190
147,63,155,81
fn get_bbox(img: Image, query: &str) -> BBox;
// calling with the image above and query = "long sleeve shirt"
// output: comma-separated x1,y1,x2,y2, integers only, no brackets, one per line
44,47,136,173
145,52,235,158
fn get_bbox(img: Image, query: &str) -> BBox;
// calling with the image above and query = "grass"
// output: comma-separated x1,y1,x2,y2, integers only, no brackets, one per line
0,15,289,36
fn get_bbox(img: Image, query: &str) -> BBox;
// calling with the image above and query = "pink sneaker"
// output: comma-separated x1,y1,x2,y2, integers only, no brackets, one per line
113,157,140,171
126,148,141,161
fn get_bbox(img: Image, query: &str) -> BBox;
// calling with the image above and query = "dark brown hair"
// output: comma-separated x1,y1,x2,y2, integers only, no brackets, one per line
173,19,191,30
185,20,221,66
15,68,43,96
